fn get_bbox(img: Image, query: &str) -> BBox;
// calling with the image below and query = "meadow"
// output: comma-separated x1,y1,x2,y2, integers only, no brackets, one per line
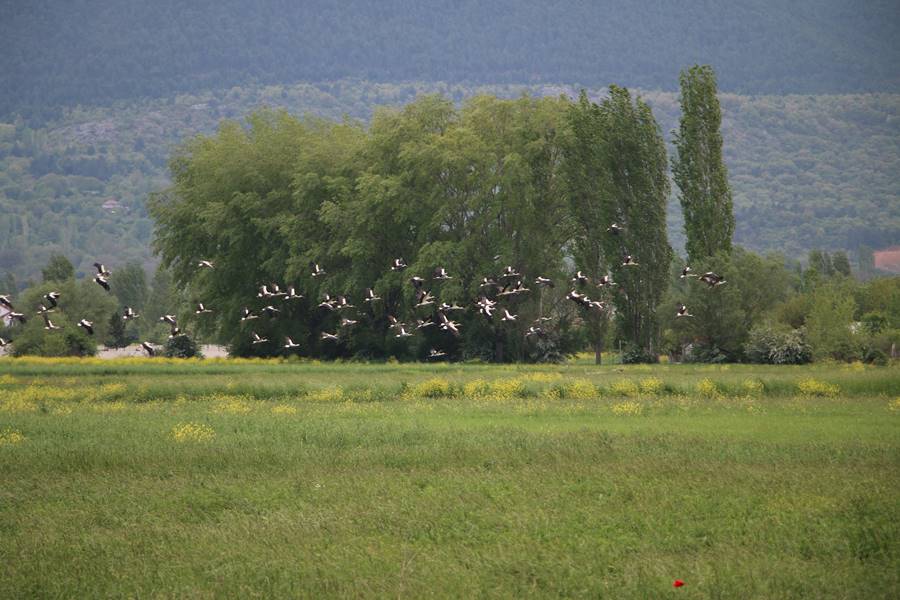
1,358,898,598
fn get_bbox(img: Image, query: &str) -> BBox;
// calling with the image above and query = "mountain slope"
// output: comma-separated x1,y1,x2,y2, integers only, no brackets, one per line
2,0,899,121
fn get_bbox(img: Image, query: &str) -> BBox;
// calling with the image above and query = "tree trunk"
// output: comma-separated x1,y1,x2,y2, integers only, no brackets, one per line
594,341,603,365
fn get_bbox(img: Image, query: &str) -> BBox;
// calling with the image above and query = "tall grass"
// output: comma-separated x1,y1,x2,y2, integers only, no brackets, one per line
0,360,897,597
2,358,897,401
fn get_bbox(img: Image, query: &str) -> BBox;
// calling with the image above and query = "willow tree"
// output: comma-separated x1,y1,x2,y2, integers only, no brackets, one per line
150,98,574,361
150,110,366,357
566,87,672,360
325,94,572,361
673,65,734,263
443,94,571,361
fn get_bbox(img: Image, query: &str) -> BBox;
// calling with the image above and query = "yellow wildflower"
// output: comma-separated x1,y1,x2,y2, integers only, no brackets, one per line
797,378,839,397
0,428,25,446
170,422,215,442
611,401,643,416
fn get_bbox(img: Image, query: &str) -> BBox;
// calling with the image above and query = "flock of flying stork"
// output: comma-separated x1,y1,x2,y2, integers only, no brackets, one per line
0,223,727,358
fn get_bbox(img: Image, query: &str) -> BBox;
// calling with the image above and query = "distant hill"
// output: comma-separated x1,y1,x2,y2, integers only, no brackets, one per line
0,80,897,284
2,0,899,122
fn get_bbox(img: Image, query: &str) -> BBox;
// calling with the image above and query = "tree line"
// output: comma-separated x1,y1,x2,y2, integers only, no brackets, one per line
146,67,895,363
3,68,898,362
1,80,896,286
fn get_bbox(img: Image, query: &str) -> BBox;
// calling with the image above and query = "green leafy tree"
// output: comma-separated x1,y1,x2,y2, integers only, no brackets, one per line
808,250,834,277
806,281,859,361
152,110,363,356
110,262,148,311
41,253,75,283
857,245,875,279
667,248,791,361
163,334,201,358
588,86,672,360
142,265,178,342
776,293,813,329
855,276,900,328
1,272,16,296
151,98,575,361
333,95,572,361
9,279,116,356
673,65,734,263
562,91,613,363
105,311,130,348
831,251,851,277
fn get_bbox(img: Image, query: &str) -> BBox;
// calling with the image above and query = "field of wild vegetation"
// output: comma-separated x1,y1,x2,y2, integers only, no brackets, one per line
1,358,898,597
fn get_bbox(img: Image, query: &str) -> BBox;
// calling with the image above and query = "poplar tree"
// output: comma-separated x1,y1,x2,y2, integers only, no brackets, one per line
563,92,611,364
673,65,734,262
831,251,851,277
566,87,672,360
808,250,834,277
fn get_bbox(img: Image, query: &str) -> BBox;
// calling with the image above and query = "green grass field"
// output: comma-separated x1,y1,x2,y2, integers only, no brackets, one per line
1,358,898,598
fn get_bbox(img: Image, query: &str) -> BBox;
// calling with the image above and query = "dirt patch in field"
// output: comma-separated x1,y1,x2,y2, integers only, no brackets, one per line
874,246,900,273
97,344,228,358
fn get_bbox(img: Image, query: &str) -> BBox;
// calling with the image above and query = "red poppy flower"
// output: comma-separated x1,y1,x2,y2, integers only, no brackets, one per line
673,580,685,588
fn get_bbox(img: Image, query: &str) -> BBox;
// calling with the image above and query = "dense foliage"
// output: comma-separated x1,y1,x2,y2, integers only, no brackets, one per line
565,89,672,360
659,245,900,364
3,0,899,122
2,80,898,361
674,66,734,262
143,92,898,362
151,96,587,361
744,324,813,365
0,81,897,285
8,278,116,357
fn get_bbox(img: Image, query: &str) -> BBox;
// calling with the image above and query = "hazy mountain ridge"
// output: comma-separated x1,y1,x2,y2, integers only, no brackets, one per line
0,80,897,284
2,0,899,121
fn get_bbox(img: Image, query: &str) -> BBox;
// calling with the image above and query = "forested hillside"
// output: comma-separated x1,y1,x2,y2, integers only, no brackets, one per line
0,81,897,284
2,0,899,121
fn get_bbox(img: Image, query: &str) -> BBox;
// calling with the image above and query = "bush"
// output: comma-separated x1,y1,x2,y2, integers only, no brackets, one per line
12,324,97,357
860,311,889,334
696,378,721,398
685,341,729,363
621,344,658,364
639,377,664,395
806,282,859,361
564,379,598,400
610,379,639,397
409,377,453,398
797,378,840,397
163,334,202,358
860,328,898,365
745,324,812,364
863,347,888,366
525,334,566,363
